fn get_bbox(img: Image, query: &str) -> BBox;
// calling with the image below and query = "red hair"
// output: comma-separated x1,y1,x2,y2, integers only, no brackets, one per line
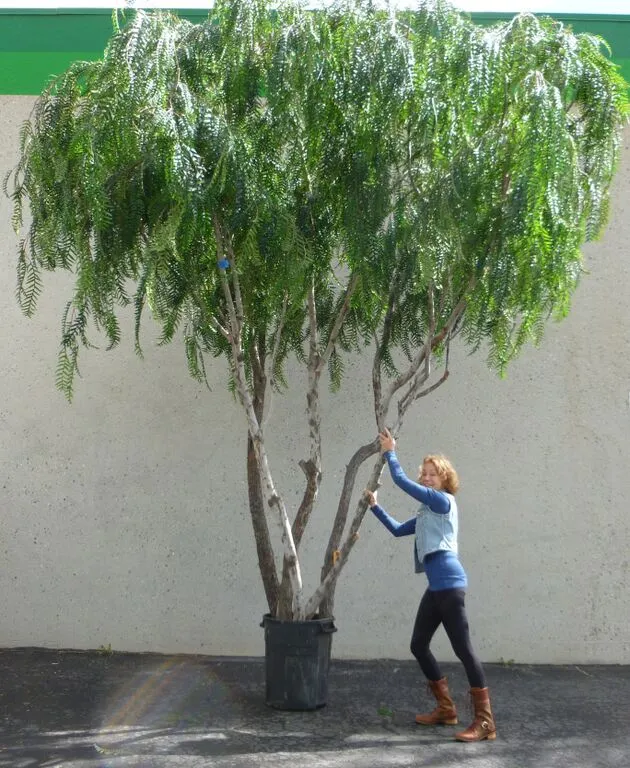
420,455,459,494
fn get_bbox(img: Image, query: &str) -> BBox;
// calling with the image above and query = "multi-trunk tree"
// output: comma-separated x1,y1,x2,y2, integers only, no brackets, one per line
7,0,628,621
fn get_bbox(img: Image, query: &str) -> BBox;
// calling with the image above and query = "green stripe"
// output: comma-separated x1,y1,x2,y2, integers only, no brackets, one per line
473,13,630,56
0,9,209,52
474,15,630,86
614,59,630,85
0,10,628,95
0,15,115,52
0,51,100,94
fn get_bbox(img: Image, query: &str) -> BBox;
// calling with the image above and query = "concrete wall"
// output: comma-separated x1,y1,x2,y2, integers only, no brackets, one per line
1,95,629,663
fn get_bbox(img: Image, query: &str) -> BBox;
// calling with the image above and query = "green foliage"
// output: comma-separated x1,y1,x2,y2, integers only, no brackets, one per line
96,643,114,656
6,0,628,399
377,703,394,718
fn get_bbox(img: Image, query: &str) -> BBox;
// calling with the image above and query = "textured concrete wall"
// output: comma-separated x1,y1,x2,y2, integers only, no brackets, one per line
1,96,629,663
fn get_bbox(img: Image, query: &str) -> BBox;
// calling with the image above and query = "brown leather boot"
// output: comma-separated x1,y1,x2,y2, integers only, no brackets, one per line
415,677,458,726
455,687,497,741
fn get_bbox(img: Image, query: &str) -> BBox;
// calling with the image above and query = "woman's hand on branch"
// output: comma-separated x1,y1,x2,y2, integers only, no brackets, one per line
364,489,378,508
378,427,396,454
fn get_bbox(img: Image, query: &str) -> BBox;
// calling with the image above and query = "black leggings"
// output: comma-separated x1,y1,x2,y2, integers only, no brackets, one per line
410,588,486,689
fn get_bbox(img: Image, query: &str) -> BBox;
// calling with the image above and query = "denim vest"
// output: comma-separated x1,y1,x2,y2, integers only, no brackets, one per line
414,494,458,573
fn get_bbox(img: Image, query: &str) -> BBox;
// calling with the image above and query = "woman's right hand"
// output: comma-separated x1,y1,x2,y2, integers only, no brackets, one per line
378,427,396,454
364,489,378,508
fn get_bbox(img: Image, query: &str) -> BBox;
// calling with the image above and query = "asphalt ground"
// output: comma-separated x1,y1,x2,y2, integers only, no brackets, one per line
0,649,628,767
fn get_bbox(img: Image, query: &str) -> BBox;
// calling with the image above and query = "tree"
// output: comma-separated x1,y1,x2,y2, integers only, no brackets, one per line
6,0,628,622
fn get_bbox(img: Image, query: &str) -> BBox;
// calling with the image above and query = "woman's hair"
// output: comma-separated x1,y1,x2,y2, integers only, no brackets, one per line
421,454,460,494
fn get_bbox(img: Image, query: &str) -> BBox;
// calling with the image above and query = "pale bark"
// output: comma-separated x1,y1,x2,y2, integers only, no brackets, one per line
268,293,288,388
275,457,321,619
233,327,305,618
277,274,359,618
214,218,304,618
318,273,359,376
213,210,470,621
318,439,380,618
314,281,468,618
305,451,387,619
247,343,280,615
371,273,399,429
247,431,280,614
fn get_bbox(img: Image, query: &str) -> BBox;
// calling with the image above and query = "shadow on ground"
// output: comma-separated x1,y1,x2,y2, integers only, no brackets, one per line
0,650,628,767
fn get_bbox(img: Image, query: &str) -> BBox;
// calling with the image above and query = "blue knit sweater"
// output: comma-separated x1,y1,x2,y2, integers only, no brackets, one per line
370,451,467,591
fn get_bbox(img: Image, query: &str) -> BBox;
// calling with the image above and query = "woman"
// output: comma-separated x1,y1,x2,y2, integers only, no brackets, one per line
365,427,496,742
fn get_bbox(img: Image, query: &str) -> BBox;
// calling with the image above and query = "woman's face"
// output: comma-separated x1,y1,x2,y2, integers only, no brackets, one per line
419,461,444,491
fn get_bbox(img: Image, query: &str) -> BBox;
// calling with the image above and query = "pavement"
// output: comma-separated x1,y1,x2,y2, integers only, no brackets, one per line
0,648,628,768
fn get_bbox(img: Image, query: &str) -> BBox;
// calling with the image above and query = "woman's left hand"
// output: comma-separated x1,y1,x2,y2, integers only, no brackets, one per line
364,489,377,508
378,427,396,454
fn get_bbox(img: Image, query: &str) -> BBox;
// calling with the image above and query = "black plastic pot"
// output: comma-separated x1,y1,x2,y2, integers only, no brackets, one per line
261,613,337,710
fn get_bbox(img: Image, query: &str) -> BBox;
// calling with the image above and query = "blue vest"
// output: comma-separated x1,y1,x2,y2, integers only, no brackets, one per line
414,494,458,573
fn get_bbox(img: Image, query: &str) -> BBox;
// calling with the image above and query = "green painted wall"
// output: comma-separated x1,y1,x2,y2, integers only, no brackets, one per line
0,9,629,95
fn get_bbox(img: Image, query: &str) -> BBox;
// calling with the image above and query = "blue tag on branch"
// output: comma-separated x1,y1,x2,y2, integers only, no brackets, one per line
218,258,230,269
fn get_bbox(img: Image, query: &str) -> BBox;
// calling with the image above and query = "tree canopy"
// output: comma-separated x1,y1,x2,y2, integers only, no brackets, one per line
9,1,628,394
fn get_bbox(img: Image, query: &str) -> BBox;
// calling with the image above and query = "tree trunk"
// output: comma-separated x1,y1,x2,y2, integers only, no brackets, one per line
275,457,321,619
317,443,381,618
246,356,279,616
318,581,335,620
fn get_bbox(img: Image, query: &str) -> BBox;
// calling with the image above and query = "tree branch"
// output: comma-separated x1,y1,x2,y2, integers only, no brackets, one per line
246,349,279,614
316,272,359,374
215,226,304,618
396,362,431,419
224,234,245,328
268,292,289,388
214,216,240,343
318,439,380,616
276,279,324,619
298,278,325,543
233,348,305,617
307,275,319,363
250,338,264,387
405,122,424,202
372,268,399,429
207,314,230,342
310,450,386,618
381,279,471,418
315,282,467,617
306,529,361,619
302,275,323,483
415,368,450,402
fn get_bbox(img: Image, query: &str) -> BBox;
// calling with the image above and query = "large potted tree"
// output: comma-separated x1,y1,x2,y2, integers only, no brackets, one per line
6,0,628,709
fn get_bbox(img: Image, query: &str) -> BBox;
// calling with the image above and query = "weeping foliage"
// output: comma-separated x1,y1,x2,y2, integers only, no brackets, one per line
6,0,628,398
